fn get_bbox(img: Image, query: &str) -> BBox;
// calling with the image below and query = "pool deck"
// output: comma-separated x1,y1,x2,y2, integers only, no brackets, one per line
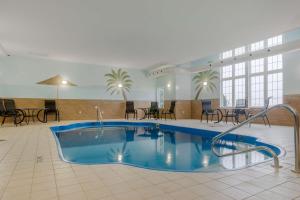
0,119,299,200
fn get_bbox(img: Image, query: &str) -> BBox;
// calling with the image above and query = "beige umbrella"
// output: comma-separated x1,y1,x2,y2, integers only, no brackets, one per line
37,75,77,99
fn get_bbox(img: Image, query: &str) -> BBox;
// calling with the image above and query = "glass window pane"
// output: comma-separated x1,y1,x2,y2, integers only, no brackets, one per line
222,80,232,107
268,54,282,71
235,62,246,76
222,65,232,78
251,40,264,52
235,78,246,104
268,35,283,48
268,72,283,105
222,50,233,59
234,46,245,56
251,75,264,106
251,58,264,74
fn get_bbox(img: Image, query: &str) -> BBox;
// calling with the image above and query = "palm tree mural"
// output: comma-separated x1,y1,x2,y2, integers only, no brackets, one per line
104,69,133,101
193,69,219,100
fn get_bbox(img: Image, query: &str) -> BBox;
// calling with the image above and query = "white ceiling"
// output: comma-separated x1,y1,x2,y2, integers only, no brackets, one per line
1,0,300,69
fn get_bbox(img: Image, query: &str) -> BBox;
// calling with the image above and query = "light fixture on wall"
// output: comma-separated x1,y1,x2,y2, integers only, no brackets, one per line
203,81,208,86
167,83,171,88
118,83,123,88
61,80,68,85
117,154,123,162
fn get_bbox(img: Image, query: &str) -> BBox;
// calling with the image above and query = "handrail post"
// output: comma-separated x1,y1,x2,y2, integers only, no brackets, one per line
292,109,300,173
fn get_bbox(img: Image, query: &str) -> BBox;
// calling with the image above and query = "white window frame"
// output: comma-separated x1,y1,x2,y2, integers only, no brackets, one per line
234,46,246,56
251,40,265,52
222,50,233,60
220,54,283,108
221,62,247,107
268,35,283,48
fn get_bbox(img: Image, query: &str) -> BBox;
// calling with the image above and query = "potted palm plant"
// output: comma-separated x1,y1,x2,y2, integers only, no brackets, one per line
193,69,219,100
104,69,133,101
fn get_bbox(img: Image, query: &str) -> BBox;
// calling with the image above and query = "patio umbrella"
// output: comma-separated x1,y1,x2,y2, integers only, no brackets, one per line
37,75,77,99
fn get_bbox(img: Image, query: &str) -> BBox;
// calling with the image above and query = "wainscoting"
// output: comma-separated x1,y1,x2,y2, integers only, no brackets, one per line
6,98,191,121
2,95,300,126
190,95,300,126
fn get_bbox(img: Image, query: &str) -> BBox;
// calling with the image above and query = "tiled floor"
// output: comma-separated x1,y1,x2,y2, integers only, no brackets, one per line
0,119,299,200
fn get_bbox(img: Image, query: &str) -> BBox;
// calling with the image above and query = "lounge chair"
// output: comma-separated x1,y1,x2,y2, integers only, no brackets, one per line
0,99,25,126
201,100,219,123
224,99,248,124
125,101,137,120
248,97,271,127
44,100,60,122
161,101,176,120
146,102,159,119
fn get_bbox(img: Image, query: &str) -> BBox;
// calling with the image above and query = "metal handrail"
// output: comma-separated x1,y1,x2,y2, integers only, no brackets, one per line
95,106,103,124
211,104,300,172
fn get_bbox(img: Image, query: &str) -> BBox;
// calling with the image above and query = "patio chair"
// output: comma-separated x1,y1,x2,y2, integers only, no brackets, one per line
44,100,60,122
248,97,271,127
201,100,219,123
161,101,176,120
1,99,25,126
125,101,137,120
224,99,248,124
146,102,159,119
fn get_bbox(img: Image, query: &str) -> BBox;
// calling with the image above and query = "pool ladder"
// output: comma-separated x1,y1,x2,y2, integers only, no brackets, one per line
211,104,300,173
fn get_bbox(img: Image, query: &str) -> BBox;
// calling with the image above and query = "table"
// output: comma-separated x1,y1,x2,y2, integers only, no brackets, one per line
21,108,48,124
215,107,251,124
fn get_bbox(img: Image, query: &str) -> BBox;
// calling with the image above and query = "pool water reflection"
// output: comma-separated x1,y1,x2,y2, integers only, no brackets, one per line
52,123,281,172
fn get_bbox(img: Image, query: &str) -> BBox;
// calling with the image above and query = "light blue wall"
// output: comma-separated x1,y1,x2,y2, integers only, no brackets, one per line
0,56,156,100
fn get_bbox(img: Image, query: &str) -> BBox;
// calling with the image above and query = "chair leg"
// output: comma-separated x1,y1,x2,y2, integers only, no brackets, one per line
262,117,267,126
1,117,6,126
57,111,60,122
174,113,176,120
200,114,203,122
206,114,209,123
265,115,271,127
225,116,228,124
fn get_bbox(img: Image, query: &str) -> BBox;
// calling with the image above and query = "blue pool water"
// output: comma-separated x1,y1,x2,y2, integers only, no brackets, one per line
51,122,281,172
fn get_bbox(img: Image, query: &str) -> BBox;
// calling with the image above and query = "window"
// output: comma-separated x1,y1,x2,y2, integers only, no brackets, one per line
268,35,282,48
221,54,283,107
268,54,282,71
222,65,232,78
235,62,245,76
268,73,283,106
251,40,264,52
251,58,264,74
222,50,233,59
221,63,246,107
222,80,232,107
157,88,164,108
235,78,246,100
234,46,245,56
250,75,264,106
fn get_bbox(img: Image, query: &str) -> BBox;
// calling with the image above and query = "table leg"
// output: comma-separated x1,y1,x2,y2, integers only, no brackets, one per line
214,109,223,123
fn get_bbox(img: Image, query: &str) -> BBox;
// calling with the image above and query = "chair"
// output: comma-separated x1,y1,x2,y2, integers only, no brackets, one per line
1,99,25,126
44,100,60,122
161,101,176,120
146,102,159,119
224,99,248,124
248,97,271,127
125,101,137,120
201,100,219,123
